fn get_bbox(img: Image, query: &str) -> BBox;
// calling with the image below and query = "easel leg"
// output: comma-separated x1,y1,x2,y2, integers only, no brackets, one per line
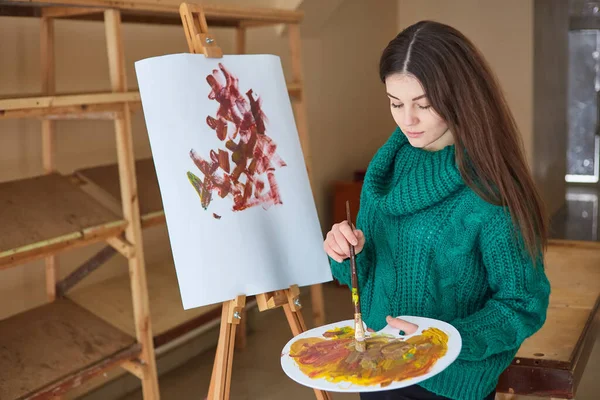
208,297,245,400
234,308,247,350
209,302,231,399
284,290,332,400
283,303,306,335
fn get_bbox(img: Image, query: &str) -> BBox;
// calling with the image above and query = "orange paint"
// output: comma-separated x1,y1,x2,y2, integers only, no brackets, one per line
289,326,448,388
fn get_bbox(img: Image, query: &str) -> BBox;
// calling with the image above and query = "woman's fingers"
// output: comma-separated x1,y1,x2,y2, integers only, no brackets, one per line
338,221,358,246
354,229,365,252
324,222,364,262
324,233,345,262
386,316,419,335
326,231,345,256
332,226,351,257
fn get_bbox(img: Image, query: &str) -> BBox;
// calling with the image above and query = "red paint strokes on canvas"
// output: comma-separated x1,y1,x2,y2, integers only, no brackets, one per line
187,62,286,216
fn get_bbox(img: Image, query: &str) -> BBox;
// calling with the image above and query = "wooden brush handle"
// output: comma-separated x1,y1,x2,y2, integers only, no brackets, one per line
346,201,361,313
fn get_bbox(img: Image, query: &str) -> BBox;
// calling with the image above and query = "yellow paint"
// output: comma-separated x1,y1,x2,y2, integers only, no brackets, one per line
289,327,448,388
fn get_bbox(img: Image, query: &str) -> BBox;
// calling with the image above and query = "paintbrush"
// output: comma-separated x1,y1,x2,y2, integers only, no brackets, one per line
346,200,366,352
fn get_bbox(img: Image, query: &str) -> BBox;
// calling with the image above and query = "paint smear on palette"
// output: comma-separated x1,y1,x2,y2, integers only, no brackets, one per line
187,62,287,219
288,326,448,388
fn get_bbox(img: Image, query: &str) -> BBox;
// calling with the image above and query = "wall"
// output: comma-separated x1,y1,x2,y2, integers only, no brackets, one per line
397,0,568,217
397,0,534,161
300,0,398,224
533,0,569,216
0,0,397,318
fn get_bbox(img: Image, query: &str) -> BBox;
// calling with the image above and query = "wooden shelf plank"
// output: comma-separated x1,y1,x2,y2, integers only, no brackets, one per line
0,298,140,400
516,306,593,363
68,260,222,347
75,158,165,228
1,1,304,26
0,92,140,119
0,83,297,120
515,240,600,365
545,240,600,310
0,173,126,269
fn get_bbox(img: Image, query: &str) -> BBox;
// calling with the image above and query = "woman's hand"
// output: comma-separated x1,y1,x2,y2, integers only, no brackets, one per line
323,220,365,263
366,317,420,335
385,316,419,335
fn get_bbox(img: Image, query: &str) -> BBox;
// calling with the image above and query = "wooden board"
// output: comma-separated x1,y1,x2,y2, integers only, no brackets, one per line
0,92,140,119
0,85,298,120
0,173,126,269
517,306,594,363
75,158,165,228
544,240,600,309
0,298,139,399
68,260,222,346
0,1,303,27
497,240,600,396
515,241,600,362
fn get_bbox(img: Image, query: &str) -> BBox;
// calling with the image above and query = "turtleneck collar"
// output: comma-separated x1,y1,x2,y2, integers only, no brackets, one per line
363,127,465,216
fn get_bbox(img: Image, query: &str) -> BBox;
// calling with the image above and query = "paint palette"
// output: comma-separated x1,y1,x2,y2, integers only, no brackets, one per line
280,316,462,393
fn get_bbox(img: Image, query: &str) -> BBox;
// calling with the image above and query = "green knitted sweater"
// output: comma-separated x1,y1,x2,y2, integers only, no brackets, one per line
329,127,551,400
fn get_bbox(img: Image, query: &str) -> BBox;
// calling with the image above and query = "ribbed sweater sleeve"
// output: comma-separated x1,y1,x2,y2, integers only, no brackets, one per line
450,208,551,361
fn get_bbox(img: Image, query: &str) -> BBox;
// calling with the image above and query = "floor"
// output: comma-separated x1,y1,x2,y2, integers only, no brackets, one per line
117,281,600,400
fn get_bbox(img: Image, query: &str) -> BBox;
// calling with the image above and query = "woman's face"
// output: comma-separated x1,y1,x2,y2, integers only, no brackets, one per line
385,73,454,151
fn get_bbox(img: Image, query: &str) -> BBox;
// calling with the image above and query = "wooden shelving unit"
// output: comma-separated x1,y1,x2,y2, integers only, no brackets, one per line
75,159,166,229
0,173,126,269
0,298,141,400
0,1,324,399
68,259,223,348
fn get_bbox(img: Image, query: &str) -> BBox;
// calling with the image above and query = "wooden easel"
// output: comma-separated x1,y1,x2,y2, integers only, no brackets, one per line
179,4,331,400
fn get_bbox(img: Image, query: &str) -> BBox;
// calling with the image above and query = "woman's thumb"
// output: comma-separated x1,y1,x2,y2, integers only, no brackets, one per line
386,316,419,335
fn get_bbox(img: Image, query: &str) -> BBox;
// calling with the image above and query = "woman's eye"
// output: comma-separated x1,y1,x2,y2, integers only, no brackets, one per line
391,103,403,109
418,105,432,110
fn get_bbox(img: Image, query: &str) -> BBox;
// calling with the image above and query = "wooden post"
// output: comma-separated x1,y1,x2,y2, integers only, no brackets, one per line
235,26,246,54
287,23,326,327
104,9,160,399
41,14,58,302
207,296,245,399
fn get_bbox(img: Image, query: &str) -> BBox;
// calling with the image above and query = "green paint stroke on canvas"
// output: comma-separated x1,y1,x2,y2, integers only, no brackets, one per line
289,327,448,388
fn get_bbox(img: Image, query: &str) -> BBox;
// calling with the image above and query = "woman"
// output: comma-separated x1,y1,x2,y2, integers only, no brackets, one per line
324,21,551,400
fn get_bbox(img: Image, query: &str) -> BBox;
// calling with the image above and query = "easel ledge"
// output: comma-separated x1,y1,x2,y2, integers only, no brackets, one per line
178,3,330,400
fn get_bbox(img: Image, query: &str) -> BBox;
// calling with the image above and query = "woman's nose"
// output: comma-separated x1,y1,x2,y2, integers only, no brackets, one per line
404,109,418,126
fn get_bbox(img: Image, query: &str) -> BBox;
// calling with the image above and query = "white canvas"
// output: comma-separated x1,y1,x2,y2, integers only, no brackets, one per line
135,53,333,309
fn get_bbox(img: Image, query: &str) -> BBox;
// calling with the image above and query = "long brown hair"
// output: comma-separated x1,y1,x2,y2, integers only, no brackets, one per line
379,20,548,262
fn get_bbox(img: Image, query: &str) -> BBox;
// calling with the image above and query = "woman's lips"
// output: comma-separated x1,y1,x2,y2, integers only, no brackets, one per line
405,130,424,138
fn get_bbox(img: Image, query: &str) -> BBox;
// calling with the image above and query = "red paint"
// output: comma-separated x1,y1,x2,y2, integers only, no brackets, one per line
187,63,286,215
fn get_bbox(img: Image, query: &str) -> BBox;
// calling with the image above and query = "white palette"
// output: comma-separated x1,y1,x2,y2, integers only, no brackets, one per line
281,316,462,393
